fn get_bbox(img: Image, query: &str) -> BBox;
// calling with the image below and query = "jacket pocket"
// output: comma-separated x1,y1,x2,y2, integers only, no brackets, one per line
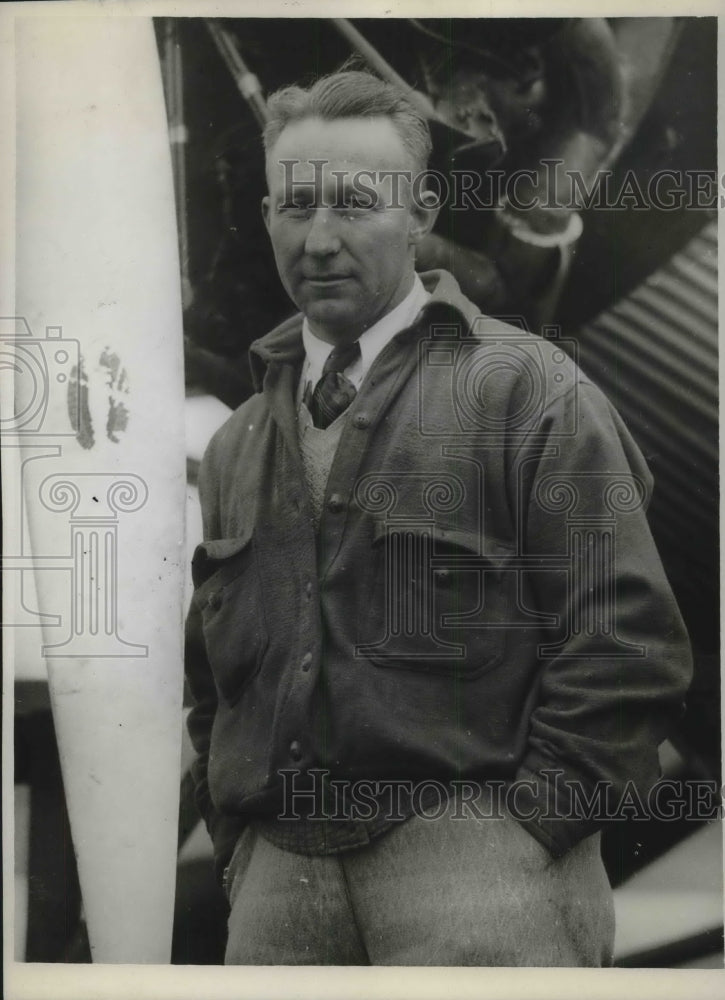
192,532,269,706
357,522,513,679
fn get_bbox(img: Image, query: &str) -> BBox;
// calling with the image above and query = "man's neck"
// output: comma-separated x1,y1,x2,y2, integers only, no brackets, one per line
299,274,430,406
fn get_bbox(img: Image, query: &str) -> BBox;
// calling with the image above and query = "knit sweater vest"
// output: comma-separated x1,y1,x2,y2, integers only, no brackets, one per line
298,399,349,527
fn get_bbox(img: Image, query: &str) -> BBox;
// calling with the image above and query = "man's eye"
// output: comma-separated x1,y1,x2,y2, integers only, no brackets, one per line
278,203,312,218
336,197,376,217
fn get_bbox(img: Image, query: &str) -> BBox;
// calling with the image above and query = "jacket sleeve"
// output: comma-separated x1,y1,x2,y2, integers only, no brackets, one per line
184,432,246,885
510,379,693,857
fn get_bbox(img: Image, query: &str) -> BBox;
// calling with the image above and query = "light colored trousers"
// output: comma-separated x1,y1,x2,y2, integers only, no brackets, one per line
224,797,615,966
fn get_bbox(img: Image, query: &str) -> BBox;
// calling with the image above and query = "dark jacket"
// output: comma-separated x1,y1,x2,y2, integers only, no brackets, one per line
186,270,692,879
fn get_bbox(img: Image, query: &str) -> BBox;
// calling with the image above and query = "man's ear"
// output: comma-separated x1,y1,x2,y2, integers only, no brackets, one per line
261,195,271,233
408,190,440,247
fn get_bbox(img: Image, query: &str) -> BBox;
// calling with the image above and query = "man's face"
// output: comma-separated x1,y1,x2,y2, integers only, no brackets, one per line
262,116,432,344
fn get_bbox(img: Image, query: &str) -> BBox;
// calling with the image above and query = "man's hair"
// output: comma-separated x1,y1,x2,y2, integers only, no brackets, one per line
263,70,432,172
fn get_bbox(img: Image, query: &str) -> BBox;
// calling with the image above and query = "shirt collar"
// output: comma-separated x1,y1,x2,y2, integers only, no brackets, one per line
301,273,430,389
249,269,478,394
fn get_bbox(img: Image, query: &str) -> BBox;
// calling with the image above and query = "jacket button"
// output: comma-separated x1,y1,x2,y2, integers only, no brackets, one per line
301,652,312,672
353,413,370,429
305,580,312,598
208,591,223,611
327,494,344,513
289,740,302,762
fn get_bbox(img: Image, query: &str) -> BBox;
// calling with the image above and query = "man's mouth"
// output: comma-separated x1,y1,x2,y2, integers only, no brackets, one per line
303,273,351,285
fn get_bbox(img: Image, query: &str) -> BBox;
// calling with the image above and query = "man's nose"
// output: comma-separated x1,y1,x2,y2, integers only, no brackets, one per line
304,208,341,257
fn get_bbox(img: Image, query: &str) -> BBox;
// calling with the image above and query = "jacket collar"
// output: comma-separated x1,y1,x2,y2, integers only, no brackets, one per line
248,269,478,393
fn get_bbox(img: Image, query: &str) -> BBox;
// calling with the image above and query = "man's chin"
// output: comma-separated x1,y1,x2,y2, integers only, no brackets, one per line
303,300,362,340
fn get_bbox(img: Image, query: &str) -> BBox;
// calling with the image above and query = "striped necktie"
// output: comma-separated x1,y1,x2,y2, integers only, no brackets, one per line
307,340,361,429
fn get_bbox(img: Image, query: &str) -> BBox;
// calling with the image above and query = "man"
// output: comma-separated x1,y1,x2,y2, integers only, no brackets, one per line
185,70,692,966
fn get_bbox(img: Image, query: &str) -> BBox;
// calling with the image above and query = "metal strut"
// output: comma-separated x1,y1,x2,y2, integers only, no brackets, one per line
205,20,269,127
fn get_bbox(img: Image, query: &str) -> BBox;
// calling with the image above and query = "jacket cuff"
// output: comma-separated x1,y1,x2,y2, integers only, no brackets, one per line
509,764,601,859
